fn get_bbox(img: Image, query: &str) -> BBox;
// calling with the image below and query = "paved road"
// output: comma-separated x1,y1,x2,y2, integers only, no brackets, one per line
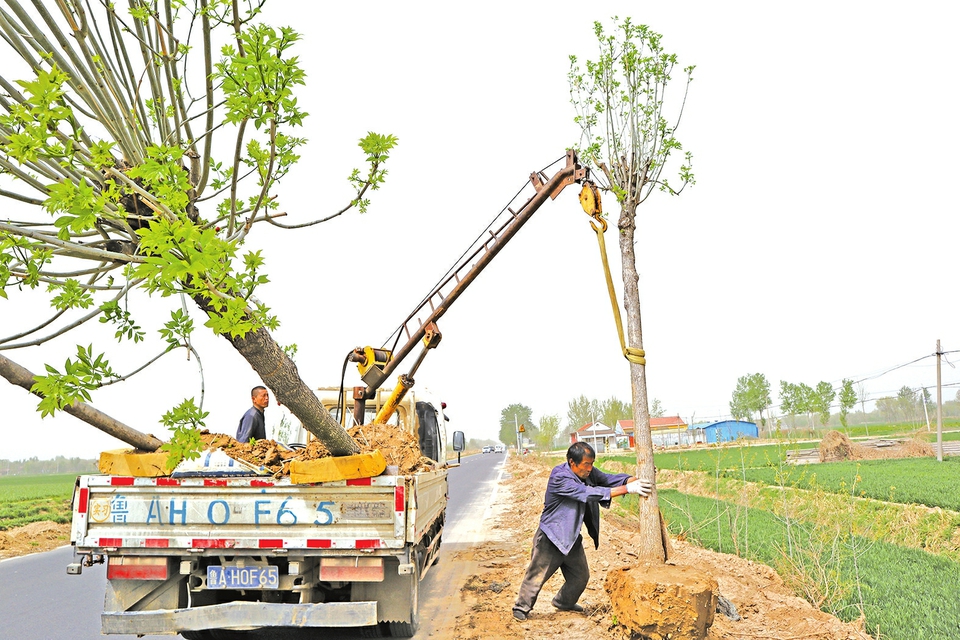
0,452,507,640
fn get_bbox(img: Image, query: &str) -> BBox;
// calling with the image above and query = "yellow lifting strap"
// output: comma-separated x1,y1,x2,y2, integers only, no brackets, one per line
579,183,646,366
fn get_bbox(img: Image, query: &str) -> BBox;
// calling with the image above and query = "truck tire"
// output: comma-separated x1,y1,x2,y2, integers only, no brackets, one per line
386,560,420,637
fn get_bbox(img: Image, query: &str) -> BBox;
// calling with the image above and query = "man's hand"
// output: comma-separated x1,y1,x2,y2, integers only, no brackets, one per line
625,479,653,497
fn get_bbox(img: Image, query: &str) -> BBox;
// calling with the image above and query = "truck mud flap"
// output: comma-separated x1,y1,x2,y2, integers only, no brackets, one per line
101,601,378,634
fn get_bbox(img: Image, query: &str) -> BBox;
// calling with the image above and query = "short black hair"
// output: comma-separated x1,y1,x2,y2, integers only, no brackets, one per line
567,441,596,464
251,385,267,397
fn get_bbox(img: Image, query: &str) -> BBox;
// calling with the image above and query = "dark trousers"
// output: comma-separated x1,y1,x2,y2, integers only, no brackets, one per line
513,528,589,615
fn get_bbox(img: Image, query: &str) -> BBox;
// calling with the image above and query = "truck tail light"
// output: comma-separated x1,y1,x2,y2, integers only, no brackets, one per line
106,557,169,581
77,487,89,514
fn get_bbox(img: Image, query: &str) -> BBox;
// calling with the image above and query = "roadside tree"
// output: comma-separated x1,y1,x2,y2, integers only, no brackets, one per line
857,382,871,435
730,373,771,433
649,398,664,418
0,1,397,457
895,386,920,422
566,394,600,433
838,378,856,429
600,395,633,427
778,381,799,430
499,403,534,447
875,396,898,423
812,381,836,427
569,18,694,562
535,414,561,451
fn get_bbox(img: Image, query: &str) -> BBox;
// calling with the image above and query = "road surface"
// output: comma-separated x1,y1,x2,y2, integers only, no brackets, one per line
0,451,507,639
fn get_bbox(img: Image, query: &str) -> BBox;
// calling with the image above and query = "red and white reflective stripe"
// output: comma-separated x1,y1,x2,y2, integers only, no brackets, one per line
394,485,405,512
306,539,381,549
191,539,236,549
355,539,380,549
80,537,394,550
110,477,135,486
77,487,89,514
307,539,332,548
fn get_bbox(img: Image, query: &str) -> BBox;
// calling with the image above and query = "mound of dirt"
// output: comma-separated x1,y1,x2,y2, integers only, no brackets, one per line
347,423,435,473
819,430,854,462
195,422,431,477
819,430,934,462
0,521,70,559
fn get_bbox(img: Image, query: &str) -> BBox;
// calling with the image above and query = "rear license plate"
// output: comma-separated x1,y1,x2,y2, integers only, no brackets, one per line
206,565,279,589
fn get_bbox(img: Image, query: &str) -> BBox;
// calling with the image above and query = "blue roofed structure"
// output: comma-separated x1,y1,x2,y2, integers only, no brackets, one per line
690,420,759,443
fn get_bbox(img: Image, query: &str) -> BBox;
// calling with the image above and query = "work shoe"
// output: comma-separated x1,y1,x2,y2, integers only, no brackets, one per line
551,599,584,613
512,609,528,621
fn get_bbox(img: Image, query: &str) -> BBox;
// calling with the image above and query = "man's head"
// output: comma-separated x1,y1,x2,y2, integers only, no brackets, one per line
251,386,269,411
567,442,596,479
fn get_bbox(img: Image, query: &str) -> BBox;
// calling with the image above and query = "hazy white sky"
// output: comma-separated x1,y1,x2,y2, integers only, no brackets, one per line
2,1,959,460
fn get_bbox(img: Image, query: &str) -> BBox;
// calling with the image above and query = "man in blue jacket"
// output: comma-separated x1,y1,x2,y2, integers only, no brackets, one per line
236,386,270,443
512,441,653,621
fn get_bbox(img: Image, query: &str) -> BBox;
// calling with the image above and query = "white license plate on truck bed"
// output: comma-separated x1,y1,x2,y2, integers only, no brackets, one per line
207,565,278,589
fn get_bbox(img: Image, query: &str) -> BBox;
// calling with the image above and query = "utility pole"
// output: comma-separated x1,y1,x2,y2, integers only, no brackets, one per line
936,339,943,462
515,414,520,455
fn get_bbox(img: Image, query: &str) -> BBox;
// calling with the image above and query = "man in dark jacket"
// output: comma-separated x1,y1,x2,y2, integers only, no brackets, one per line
512,441,652,621
236,386,269,443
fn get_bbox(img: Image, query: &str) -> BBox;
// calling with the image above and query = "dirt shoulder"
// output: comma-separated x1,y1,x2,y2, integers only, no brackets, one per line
452,454,871,640
0,521,71,560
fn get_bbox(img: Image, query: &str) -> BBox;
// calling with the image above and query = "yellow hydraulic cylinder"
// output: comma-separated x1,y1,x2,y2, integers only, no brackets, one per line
374,374,414,424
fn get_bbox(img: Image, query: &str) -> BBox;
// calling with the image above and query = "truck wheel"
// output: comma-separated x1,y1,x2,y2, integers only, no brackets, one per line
387,560,420,637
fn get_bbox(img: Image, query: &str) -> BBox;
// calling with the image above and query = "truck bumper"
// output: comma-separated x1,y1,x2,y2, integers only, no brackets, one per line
101,601,378,634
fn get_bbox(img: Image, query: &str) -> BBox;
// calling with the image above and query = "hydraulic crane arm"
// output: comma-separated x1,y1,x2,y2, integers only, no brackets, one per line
349,150,593,424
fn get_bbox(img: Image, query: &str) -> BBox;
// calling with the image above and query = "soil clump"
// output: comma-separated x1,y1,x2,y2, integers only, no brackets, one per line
819,430,933,462
195,422,431,477
0,521,71,559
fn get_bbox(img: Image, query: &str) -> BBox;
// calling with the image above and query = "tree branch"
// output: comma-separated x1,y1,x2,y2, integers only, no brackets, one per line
0,352,164,451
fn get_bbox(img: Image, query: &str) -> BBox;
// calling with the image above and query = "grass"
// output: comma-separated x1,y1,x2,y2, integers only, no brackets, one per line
0,474,77,530
729,457,960,511
659,467,960,562
603,439,812,472
650,489,960,639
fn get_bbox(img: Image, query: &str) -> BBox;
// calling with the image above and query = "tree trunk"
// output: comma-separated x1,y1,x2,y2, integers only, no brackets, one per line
618,202,666,563
207,312,359,456
0,354,164,452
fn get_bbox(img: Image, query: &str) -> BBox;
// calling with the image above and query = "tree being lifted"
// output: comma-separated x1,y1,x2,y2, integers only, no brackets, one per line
569,19,723,639
0,0,396,458
569,18,694,564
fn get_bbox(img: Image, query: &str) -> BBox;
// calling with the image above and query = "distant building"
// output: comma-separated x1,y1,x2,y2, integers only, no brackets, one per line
618,417,700,448
690,420,759,443
569,421,618,453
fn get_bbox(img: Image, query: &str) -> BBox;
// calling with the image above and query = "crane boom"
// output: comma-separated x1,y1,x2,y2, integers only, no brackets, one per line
349,150,592,422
